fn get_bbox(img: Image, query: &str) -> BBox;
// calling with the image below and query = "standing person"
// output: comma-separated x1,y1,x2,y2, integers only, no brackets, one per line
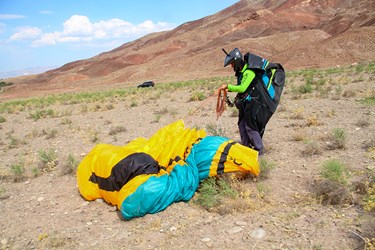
220,48,285,154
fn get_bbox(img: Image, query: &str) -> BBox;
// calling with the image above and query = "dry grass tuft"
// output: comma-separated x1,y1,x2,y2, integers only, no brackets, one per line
313,179,351,205
301,140,321,156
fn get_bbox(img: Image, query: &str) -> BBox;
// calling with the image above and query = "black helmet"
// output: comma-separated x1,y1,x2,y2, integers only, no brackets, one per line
223,48,243,72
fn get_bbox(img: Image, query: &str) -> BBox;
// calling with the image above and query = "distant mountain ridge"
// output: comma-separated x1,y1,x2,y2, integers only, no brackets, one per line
2,0,374,100
0,66,58,79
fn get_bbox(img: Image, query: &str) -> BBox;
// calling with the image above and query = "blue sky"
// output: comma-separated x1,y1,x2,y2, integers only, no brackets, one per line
0,0,238,76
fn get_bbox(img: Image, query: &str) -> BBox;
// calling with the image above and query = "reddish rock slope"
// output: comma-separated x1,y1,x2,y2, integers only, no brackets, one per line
2,0,374,100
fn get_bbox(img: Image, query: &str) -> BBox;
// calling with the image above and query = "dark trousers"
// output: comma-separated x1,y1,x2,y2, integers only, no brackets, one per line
238,117,263,153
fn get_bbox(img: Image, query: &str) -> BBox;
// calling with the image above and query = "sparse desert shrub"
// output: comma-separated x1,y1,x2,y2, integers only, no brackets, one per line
320,159,350,184
360,96,375,105
364,136,375,156
189,91,205,101
130,100,138,107
327,128,347,150
342,89,356,98
0,115,5,123
80,104,88,113
290,84,302,99
148,91,162,101
315,78,326,87
60,118,72,125
43,128,58,139
152,114,162,123
291,107,304,119
0,187,5,198
105,103,114,110
332,128,346,148
31,166,40,177
302,140,321,156
257,158,276,180
326,109,335,117
356,118,370,128
335,85,343,97
8,135,21,149
38,149,58,172
93,103,102,111
205,123,225,136
217,177,238,198
355,63,366,73
169,108,178,117
60,109,72,117
108,125,127,135
10,162,25,182
194,177,219,209
306,115,320,127
313,159,351,206
313,179,351,205
0,81,13,87
28,109,56,121
89,130,100,143
153,107,169,115
292,130,306,142
299,82,314,94
351,172,375,211
256,182,270,198
317,85,329,98
194,176,239,212
363,183,375,212
60,154,79,176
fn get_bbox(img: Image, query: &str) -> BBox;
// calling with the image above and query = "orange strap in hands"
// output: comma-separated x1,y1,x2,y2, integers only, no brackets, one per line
216,88,227,119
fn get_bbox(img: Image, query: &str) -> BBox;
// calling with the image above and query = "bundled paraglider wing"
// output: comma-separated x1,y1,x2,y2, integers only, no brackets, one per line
77,120,259,220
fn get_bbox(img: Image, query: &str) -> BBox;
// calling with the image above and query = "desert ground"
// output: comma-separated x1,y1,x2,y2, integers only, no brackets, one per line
0,63,374,249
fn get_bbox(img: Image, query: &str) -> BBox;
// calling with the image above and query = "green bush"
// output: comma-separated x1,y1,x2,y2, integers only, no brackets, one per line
320,159,349,184
195,177,219,209
10,162,25,182
258,158,276,180
189,91,205,101
360,96,375,105
205,123,225,136
0,81,13,87
60,154,79,175
332,128,346,149
38,149,58,172
194,177,238,210
299,82,314,94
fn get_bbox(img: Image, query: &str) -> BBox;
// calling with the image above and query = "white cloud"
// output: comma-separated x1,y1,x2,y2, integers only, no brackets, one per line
10,27,42,40
0,14,26,19
29,15,176,47
63,15,93,35
32,32,60,46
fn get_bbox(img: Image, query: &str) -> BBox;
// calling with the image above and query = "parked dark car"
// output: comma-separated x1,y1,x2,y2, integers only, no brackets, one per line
137,81,155,88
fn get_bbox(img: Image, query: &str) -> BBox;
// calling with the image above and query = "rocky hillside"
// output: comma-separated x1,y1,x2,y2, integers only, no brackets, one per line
2,0,375,99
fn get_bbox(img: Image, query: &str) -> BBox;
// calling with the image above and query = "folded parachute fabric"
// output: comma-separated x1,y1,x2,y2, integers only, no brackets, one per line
76,120,259,220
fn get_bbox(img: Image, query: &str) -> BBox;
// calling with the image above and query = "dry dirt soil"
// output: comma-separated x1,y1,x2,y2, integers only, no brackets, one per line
0,65,375,249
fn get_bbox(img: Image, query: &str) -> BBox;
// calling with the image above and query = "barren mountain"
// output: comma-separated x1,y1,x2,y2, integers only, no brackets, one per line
2,0,375,100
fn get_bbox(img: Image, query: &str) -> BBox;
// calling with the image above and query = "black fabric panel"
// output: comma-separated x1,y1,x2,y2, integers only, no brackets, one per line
244,97,273,137
89,152,160,192
245,53,266,69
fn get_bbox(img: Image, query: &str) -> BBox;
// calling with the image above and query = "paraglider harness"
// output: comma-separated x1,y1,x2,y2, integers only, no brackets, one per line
220,49,285,137
233,52,285,114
